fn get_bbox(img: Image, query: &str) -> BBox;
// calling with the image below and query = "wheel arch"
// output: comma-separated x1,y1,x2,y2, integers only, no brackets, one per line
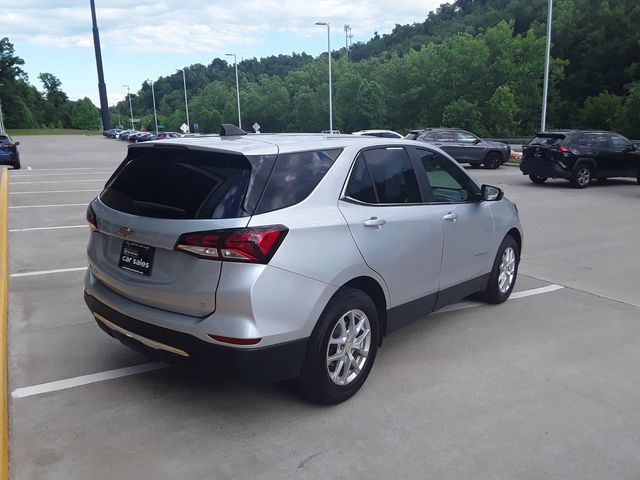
574,157,597,170
338,276,388,345
506,228,522,258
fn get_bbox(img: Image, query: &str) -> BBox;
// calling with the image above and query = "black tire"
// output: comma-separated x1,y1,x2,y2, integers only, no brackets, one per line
637,175,639,185
475,235,519,304
483,151,502,169
570,164,593,189
298,288,379,404
529,174,547,184
12,158,21,170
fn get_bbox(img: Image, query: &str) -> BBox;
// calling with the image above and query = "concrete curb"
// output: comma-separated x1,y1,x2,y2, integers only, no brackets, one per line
0,167,8,480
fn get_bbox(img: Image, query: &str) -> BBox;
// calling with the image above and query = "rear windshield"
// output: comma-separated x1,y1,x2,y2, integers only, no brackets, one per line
528,134,566,146
101,146,342,219
101,148,262,219
0,136,12,145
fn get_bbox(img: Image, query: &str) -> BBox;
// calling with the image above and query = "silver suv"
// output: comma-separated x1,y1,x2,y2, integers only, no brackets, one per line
84,130,522,404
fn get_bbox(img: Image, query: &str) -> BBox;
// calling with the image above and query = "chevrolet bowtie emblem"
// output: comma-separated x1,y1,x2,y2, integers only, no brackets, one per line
118,226,135,238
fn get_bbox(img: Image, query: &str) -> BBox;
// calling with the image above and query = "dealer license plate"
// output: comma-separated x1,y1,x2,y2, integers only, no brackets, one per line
118,241,155,276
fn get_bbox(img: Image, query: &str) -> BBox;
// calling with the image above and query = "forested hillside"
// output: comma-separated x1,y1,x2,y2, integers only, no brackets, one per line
2,0,639,137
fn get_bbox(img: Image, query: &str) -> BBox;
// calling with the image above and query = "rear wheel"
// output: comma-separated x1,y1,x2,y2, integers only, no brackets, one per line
476,235,519,304
529,175,547,184
483,152,502,169
570,164,593,189
12,158,21,170
298,288,379,404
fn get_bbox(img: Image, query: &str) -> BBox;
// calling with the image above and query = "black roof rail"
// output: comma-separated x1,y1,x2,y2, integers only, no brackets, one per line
220,124,247,136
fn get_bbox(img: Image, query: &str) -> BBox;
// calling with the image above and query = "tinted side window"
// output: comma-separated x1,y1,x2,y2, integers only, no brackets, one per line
363,147,422,204
345,155,377,203
415,149,479,203
456,131,478,143
609,134,632,151
435,131,456,142
584,133,610,149
255,148,342,214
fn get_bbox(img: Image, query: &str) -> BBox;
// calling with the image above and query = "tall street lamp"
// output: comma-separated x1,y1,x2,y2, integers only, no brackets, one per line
225,53,242,129
122,84,134,129
182,68,190,133
148,79,158,133
315,22,333,133
541,0,553,132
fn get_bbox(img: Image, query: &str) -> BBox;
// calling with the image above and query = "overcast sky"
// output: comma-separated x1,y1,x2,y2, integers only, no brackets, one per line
3,0,443,106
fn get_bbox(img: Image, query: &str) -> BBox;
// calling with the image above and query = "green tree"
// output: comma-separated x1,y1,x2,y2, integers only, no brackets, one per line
442,99,485,134
615,83,640,139
489,85,518,136
71,97,101,130
578,91,623,131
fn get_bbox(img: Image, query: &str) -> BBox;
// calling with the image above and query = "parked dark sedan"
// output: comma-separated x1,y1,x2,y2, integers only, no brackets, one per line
520,130,640,188
0,134,20,169
407,128,510,169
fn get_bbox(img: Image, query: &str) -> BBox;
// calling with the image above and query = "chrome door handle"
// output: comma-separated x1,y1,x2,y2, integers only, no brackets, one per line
362,217,386,228
442,212,458,222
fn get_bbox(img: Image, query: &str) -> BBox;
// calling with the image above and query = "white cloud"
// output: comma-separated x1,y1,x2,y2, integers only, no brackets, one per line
4,0,443,53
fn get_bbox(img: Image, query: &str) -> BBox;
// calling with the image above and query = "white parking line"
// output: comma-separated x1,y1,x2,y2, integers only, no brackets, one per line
9,203,88,209
10,284,565,398
18,167,112,171
9,225,88,233
10,267,87,278
11,179,105,185
11,362,168,398
10,172,111,178
437,284,564,314
9,189,100,195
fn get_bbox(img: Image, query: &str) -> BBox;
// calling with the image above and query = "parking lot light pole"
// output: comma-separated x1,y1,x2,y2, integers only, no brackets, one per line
149,79,158,133
182,69,190,133
315,22,333,133
541,0,553,132
225,53,242,129
122,84,134,129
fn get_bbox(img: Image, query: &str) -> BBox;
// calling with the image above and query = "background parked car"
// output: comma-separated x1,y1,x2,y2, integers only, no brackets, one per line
154,132,181,140
0,134,20,169
520,130,640,188
352,130,403,139
407,128,510,169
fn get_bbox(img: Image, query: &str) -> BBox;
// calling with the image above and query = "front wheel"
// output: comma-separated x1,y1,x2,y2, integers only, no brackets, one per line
483,152,502,169
476,235,519,304
570,164,593,188
298,288,379,404
529,174,547,184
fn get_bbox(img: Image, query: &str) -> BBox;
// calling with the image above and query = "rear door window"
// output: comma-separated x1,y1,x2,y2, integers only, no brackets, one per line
254,148,342,214
456,131,478,143
345,155,377,203
435,131,456,142
362,147,422,204
101,148,261,219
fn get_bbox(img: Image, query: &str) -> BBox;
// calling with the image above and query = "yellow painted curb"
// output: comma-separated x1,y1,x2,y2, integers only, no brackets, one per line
0,167,8,480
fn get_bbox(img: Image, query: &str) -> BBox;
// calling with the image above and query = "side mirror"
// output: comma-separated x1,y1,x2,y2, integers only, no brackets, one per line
14,142,20,146
481,184,504,202
474,138,482,144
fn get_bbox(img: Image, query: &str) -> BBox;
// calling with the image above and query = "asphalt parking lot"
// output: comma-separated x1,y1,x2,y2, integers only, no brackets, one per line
5,135,640,479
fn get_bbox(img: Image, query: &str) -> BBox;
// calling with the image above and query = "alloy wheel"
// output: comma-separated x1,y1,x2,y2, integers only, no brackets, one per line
326,309,372,386
498,246,516,294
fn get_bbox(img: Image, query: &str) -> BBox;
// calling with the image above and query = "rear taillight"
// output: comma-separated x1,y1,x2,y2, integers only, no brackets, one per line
550,145,570,153
86,205,98,232
175,225,288,263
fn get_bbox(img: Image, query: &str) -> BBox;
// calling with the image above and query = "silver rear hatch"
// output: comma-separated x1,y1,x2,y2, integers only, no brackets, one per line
87,144,276,317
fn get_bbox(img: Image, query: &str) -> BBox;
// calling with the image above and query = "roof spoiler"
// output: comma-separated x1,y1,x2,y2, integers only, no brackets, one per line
220,124,247,136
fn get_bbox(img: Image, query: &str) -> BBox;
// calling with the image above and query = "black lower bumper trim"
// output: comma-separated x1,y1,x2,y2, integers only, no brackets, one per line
519,159,571,179
85,291,308,383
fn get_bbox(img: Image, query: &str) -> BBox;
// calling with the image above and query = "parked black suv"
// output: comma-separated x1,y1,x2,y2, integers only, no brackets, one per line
520,130,640,188
406,128,510,169
0,134,20,169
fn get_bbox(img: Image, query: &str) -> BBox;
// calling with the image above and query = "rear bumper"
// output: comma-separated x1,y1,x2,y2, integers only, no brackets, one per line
84,291,308,383
519,158,571,179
